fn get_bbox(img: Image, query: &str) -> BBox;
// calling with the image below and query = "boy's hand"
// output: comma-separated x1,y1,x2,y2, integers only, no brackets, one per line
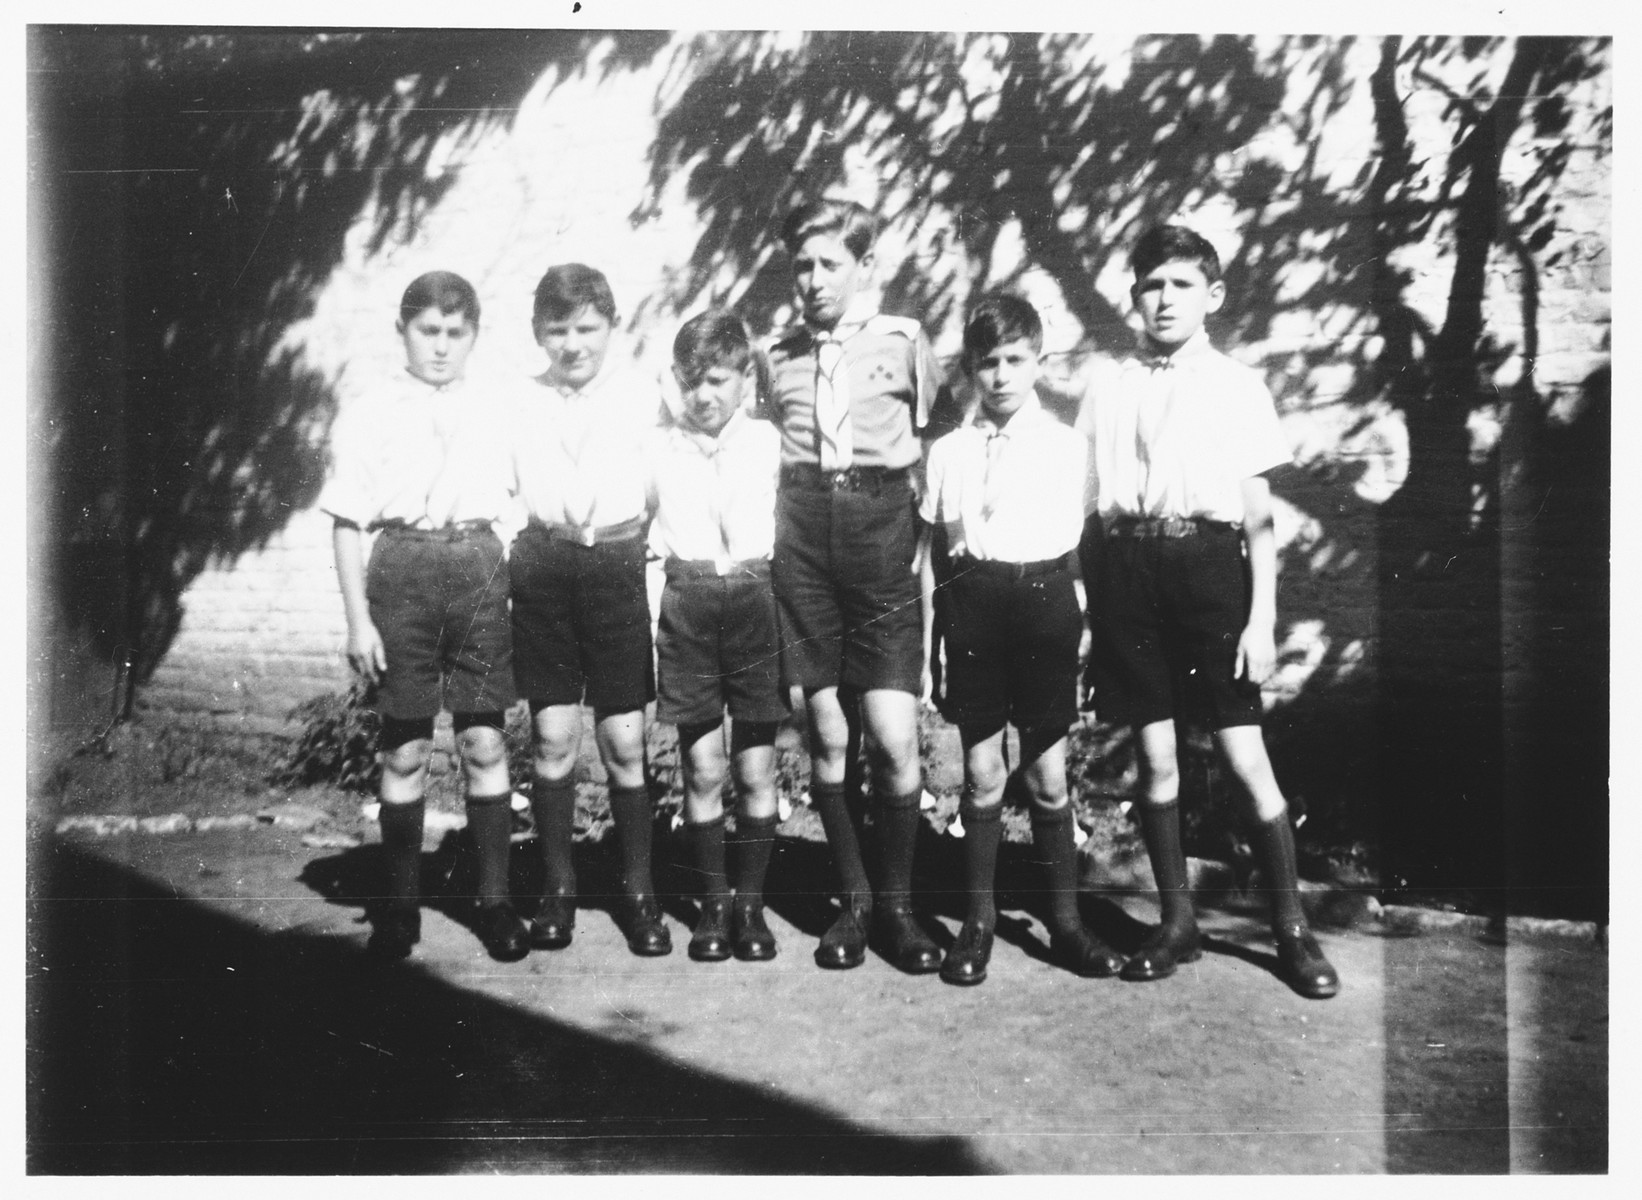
1234,622,1276,685
347,622,388,684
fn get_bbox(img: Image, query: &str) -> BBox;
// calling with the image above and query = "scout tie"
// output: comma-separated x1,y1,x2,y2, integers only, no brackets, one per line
815,333,853,471
559,392,597,528
976,421,1010,561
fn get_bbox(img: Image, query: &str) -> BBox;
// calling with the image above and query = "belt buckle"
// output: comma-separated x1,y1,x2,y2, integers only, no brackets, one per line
832,470,851,491
576,525,597,548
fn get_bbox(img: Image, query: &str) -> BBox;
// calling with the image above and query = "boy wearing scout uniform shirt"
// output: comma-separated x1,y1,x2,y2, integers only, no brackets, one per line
1078,225,1339,999
321,270,525,962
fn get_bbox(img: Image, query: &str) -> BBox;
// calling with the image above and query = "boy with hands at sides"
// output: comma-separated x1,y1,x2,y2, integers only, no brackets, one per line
646,311,786,963
509,264,671,958
321,271,526,962
921,294,1127,986
1077,225,1339,998
764,198,956,973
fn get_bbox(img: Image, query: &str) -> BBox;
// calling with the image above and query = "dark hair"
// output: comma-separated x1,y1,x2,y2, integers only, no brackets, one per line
962,293,1044,360
400,270,480,328
672,309,755,390
1130,225,1223,284
532,263,618,328
780,198,879,259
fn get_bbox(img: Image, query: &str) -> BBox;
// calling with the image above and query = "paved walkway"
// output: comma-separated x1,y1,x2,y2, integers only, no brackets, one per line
28,824,1608,1174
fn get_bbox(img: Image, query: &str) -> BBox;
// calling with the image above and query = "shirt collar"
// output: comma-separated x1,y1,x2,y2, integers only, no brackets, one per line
672,408,748,457
973,393,1046,437
1136,328,1213,368
804,296,881,344
400,367,464,395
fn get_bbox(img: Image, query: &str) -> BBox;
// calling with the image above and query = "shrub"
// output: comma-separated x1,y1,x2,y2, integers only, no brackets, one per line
274,683,381,793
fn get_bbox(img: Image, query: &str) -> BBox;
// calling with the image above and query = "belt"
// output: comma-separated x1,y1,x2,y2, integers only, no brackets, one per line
664,556,772,581
527,514,647,547
951,553,1072,580
1103,514,1240,539
373,519,496,541
779,462,912,494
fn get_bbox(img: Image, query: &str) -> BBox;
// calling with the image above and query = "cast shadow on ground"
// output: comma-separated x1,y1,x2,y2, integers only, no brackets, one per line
30,836,993,1175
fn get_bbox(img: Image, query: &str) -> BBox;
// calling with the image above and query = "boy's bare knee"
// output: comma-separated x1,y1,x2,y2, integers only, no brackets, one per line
382,738,432,780
458,726,508,772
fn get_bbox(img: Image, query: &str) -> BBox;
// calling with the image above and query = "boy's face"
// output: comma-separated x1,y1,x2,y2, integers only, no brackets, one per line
536,303,614,390
675,362,752,439
967,337,1042,422
398,306,476,386
791,233,873,330
1130,258,1225,349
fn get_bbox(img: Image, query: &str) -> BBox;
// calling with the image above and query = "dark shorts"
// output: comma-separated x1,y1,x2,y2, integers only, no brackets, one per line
366,527,516,721
937,556,1081,735
508,525,655,713
1082,517,1264,730
655,561,790,728
771,474,924,695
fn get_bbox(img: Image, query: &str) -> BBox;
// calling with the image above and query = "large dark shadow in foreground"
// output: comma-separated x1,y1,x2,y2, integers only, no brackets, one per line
27,837,991,1175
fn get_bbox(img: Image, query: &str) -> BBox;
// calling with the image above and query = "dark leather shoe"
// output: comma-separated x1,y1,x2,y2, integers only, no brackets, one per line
873,903,942,974
731,898,778,961
622,895,673,957
1120,924,1203,982
1274,920,1340,999
689,897,733,962
476,901,530,962
814,897,871,969
940,921,994,986
368,904,420,960
1050,925,1125,978
527,892,576,950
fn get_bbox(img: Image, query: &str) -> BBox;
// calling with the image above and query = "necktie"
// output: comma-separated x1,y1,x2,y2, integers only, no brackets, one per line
815,334,852,470
559,394,597,527
424,392,461,527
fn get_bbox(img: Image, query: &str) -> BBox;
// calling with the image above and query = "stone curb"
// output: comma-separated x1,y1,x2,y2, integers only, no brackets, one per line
51,812,1607,946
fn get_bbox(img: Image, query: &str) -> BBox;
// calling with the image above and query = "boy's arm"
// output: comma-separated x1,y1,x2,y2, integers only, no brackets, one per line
332,520,386,684
917,519,937,706
1235,475,1279,684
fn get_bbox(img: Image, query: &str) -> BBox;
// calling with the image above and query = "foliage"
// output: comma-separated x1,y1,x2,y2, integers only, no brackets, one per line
274,683,382,794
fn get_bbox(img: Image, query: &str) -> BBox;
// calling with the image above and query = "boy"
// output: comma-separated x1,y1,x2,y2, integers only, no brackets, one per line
921,294,1126,986
320,270,526,962
1078,225,1339,998
509,263,670,957
647,311,785,962
764,198,953,972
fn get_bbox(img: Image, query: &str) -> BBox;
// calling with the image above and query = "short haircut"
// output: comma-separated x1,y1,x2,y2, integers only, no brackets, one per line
400,270,480,328
532,263,618,328
672,309,754,390
962,293,1044,360
781,198,879,260
1130,225,1223,284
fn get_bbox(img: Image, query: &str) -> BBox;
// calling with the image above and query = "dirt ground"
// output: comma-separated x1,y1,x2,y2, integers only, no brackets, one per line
25,723,1609,1175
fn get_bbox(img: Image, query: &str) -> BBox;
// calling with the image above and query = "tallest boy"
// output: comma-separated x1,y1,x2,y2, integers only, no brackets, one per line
765,199,954,972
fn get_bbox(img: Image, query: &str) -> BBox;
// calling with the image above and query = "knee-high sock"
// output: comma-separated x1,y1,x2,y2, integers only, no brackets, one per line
810,780,871,901
875,787,925,908
530,775,578,896
378,797,424,906
1031,804,1086,936
1137,798,1197,935
1253,812,1308,928
687,814,730,901
607,784,657,897
960,796,1003,930
734,812,778,906
466,792,513,906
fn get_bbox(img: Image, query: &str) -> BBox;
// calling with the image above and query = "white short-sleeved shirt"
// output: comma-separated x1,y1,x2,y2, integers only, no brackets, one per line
920,394,1088,563
1076,332,1291,523
511,361,661,528
317,370,515,529
646,410,780,570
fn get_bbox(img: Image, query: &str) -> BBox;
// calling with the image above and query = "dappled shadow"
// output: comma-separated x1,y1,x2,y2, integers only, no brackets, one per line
30,834,992,1174
33,27,671,709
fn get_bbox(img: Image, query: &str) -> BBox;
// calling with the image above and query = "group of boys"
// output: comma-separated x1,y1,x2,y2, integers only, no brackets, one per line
319,199,1340,1000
